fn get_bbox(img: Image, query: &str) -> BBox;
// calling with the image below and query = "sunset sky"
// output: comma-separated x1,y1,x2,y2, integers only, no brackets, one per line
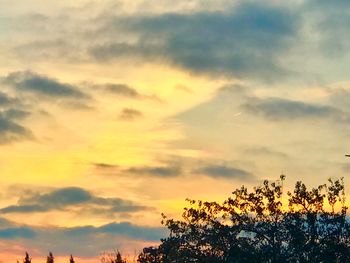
1,0,350,261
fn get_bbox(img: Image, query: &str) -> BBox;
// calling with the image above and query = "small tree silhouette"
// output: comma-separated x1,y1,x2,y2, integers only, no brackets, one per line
23,252,31,263
46,252,54,263
69,255,75,263
101,250,126,263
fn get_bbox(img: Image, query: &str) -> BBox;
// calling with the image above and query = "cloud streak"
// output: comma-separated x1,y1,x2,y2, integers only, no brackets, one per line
0,187,150,214
3,71,88,99
125,165,181,177
242,97,350,122
0,111,33,144
194,164,253,180
119,108,143,121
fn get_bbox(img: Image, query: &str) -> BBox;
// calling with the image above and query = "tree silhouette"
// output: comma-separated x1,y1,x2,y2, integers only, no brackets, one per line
46,252,54,263
23,252,31,263
101,250,126,263
23,252,32,263
69,255,75,263
138,176,350,263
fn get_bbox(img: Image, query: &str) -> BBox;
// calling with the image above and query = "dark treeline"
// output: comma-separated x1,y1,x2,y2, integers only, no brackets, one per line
21,176,350,263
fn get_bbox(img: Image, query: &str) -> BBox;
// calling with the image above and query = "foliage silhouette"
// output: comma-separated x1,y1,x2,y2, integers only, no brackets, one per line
100,250,127,263
23,252,31,263
138,176,350,263
46,252,54,263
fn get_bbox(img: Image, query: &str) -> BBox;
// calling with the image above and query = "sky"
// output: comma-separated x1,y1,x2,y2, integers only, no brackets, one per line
1,0,350,261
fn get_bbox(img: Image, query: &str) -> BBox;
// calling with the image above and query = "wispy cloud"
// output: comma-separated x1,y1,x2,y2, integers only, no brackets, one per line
193,164,253,180
119,108,143,121
0,187,150,215
3,71,88,99
242,97,350,122
0,111,33,144
125,165,181,177
102,84,142,98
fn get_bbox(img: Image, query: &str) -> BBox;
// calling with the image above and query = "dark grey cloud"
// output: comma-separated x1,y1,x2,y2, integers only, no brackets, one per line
242,97,350,122
90,3,298,80
3,71,88,99
93,83,161,102
0,218,35,239
119,108,143,120
194,164,253,179
126,165,181,177
0,218,166,256
0,217,35,239
6,1,350,85
0,91,20,106
92,161,182,178
0,227,36,239
103,84,141,98
0,112,33,144
2,108,31,120
0,90,33,143
0,187,149,214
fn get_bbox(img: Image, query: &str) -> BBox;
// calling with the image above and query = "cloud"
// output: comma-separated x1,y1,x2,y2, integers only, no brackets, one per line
0,218,35,239
0,187,149,214
92,160,182,178
0,227,36,239
119,108,143,120
92,83,161,102
90,2,298,80
0,218,166,256
103,84,142,98
305,0,350,58
2,109,30,120
5,1,350,84
80,221,164,241
0,90,33,144
125,165,181,177
194,164,253,179
92,162,119,177
3,71,88,99
242,97,350,122
0,91,20,106
0,112,33,144
60,221,165,242
0,217,16,228
243,146,288,159
93,162,119,169
327,88,350,110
